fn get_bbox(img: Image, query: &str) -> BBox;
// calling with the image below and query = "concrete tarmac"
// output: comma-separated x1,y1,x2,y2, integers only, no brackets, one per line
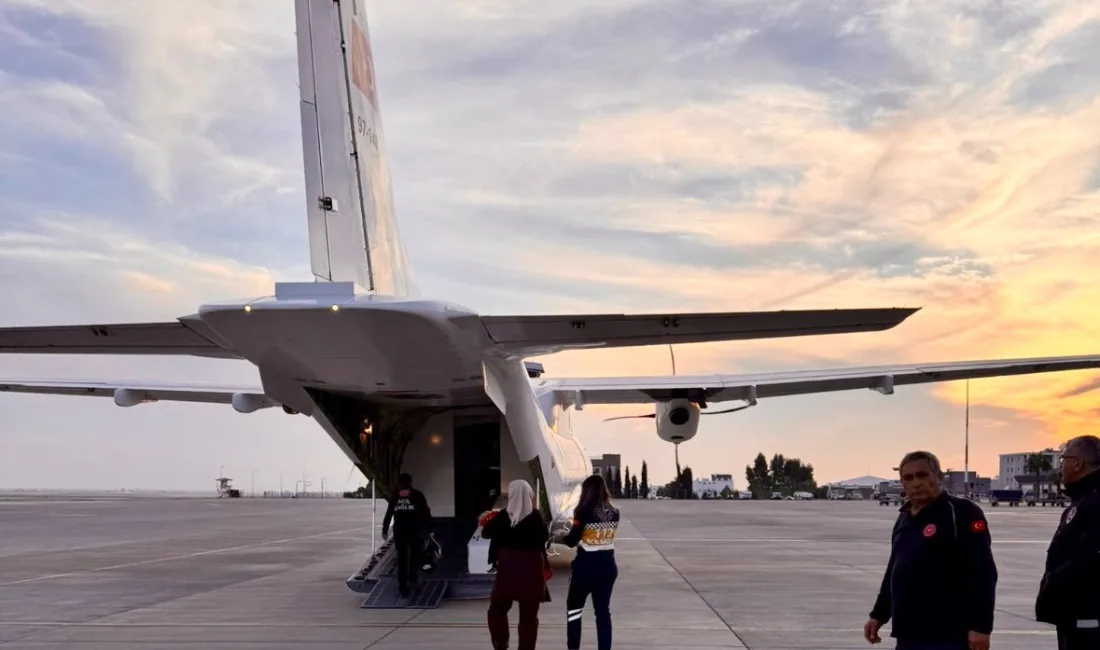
0,496,1063,649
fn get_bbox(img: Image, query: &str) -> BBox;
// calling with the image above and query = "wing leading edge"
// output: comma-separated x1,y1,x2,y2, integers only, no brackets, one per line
0,380,276,412
0,320,238,358
543,354,1100,405
481,307,919,356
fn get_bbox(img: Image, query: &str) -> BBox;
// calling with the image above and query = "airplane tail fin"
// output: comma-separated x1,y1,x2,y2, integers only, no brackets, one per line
295,0,417,297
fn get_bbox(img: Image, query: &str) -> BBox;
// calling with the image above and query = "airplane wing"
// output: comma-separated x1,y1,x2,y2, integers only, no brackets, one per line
542,354,1100,405
0,320,238,359
0,379,277,412
481,307,919,356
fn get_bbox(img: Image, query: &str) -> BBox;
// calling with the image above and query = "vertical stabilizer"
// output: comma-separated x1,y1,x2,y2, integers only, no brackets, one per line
295,0,417,296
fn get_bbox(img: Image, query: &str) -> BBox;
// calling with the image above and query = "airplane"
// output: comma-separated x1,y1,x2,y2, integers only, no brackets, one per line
3,0,1100,605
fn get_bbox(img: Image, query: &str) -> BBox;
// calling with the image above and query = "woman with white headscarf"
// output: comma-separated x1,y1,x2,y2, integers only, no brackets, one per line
481,479,550,650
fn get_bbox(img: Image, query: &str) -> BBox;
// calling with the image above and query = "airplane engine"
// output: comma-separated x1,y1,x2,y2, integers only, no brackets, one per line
655,398,700,444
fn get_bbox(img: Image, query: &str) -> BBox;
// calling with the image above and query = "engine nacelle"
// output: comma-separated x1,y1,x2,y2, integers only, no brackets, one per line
232,393,270,414
655,398,700,444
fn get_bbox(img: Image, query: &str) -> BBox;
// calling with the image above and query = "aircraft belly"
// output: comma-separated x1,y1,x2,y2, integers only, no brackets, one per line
196,303,483,394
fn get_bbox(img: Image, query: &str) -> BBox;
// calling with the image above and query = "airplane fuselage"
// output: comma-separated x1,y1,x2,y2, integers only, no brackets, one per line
186,282,590,531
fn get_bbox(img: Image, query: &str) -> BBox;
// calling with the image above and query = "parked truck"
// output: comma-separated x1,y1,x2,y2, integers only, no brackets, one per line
989,489,1023,507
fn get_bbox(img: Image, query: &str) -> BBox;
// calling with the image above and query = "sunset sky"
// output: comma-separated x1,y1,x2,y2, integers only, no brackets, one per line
1,0,1099,491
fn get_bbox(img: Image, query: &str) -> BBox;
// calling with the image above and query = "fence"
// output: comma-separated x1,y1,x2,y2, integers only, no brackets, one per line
259,491,344,499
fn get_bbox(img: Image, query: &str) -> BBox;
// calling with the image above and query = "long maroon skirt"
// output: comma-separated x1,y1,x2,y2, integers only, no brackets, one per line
492,547,548,603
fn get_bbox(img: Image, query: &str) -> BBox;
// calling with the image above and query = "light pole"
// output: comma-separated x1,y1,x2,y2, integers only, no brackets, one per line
321,478,326,498
251,470,257,497
963,379,970,498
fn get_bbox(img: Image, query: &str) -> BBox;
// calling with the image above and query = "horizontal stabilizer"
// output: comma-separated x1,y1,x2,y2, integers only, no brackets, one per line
0,379,276,412
544,354,1100,405
482,307,919,356
0,321,237,358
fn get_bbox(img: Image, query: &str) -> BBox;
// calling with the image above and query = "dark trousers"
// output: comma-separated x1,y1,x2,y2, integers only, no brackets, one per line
1058,626,1100,650
896,641,967,650
487,593,540,650
394,534,420,591
566,550,618,650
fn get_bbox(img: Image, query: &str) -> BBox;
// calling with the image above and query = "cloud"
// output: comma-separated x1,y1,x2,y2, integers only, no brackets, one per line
0,0,305,269
2,0,1100,489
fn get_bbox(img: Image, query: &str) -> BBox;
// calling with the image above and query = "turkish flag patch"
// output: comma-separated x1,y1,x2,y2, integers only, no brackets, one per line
923,524,937,537
971,520,987,533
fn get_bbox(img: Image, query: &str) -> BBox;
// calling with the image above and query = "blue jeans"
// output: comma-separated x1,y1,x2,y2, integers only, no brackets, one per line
566,550,617,650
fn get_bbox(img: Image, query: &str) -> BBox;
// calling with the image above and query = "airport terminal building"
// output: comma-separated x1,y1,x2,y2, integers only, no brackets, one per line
591,454,621,481
942,471,992,499
693,474,734,498
998,450,1062,490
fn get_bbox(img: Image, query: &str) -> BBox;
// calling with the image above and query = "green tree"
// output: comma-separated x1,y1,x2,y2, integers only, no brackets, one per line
745,452,771,495
624,467,632,498
631,475,639,499
640,461,649,498
1024,453,1054,500
680,466,695,499
745,453,817,496
781,457,817,491
720,485,733,499
770,454,788,489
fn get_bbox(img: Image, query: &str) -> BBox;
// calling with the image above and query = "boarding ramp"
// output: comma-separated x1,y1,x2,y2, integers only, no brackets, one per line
347,516,495,609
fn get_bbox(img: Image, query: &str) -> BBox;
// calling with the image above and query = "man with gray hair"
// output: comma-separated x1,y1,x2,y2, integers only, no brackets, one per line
1036,435,1100,649
865,450,997,650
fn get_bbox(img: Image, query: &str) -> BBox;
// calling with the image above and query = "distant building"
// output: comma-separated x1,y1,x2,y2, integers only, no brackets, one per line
824,475,888,500
693,474,734,498
877,480,903,498
836,475,892,487
590,454,621,483
999,450,1062,490
827,483,875,500
942,471,992,499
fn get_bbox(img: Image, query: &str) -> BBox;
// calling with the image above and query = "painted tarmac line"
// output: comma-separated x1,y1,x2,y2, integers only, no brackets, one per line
0,622,1057,634
0,526,370,587
617,537,1050,544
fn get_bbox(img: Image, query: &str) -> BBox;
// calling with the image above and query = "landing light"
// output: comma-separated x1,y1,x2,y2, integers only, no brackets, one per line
429,434,443,446
244,305,252,313
331,304,340,312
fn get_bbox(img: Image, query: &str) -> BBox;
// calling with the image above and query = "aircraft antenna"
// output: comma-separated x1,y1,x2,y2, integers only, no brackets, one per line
669,345,676,376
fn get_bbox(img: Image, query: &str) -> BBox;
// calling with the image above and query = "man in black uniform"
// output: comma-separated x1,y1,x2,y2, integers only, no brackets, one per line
864,450,997,650
382,473,432,598
1036,435,1100,649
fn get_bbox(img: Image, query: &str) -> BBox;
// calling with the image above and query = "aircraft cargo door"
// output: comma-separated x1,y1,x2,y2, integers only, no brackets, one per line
453,417,501,538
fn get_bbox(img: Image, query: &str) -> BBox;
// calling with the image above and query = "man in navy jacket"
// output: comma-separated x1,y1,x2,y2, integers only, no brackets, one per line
1035,435,1100,649
864,451,997,650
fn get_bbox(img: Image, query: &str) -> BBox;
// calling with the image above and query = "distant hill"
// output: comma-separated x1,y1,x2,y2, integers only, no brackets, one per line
833,475,891,486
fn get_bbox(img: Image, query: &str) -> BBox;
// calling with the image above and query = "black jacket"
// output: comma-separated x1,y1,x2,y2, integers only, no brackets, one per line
382,487,432,538
1036,469,1100,626
870,492,998,641
482,510,551,603
482,510,549,568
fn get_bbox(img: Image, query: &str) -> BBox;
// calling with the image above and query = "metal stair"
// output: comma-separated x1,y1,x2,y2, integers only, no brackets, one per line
359,579,449,609
347,517,495,609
